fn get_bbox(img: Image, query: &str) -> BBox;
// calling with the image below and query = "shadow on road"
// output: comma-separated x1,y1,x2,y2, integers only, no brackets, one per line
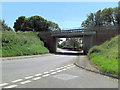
54,52,85,56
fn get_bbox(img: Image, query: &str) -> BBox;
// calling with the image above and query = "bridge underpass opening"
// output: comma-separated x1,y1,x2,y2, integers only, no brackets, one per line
56,37,84,55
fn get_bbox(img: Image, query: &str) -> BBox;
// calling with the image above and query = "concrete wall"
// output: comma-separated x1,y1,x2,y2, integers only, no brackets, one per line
83,35,93,54
39,32,58,53
93,30,118,46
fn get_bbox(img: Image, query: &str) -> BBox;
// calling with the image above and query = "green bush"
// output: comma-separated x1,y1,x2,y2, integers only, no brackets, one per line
2,31,49,57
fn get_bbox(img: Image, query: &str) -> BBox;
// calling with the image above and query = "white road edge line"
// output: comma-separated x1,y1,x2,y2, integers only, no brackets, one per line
0,83,8,87
4,85,17,88
33,77,41,80
12,79,23,83
20,80,31,84
25,76,33,79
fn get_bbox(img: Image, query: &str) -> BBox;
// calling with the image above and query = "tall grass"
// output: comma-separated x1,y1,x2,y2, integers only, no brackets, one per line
2,31,49,57
88,35,119,76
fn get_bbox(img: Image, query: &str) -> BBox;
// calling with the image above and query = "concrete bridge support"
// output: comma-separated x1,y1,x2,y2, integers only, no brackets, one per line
82,35,93,54
39,32,58,53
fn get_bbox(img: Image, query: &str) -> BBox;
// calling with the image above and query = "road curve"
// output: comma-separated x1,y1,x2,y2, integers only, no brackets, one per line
2,49,118,88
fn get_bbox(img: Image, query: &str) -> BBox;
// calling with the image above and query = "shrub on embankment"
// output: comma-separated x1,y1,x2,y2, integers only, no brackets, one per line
2,31,49,57
88,35,119,76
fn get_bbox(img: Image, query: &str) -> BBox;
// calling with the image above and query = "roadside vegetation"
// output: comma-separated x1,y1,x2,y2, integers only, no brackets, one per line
2,31,49,57
1,15,61,57
88,35,119,76
81,7,120,27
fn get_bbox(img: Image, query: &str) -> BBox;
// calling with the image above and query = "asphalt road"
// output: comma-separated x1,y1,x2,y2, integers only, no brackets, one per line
1,49,118,88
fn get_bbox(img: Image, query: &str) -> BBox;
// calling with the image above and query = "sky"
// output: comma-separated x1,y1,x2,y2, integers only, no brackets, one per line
2,2,119,30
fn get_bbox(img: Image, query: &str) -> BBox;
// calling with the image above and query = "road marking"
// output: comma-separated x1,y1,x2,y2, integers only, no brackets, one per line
67,65,71,67
4,85,17,88
25,76,33,79
50,69,55,72
56,68,60,70
0,83,8,87
20,80,31,84
51,72,57,75
60,67,64,69
62,68,67,71
66,67,71,69
12,79,23,83
33,77,41,80
42,74,50,77
64,66,68,68
57,70,62,73
43,72,49,74
35,73,42,76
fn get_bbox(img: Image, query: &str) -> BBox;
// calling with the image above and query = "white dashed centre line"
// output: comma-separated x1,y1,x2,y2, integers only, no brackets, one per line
56,68,60,70
35,73,42,76
42,74,50,77
33,77,41,80
4,85,17,88
57,70,62,72
12,79,23,83
2,64,74,88
20,80,31,84
0,83,8,87
50,70,55,72
43,72,49,74
64,66,68,68
51,72,57,75
25,76,33,79
62,68,67,71
60,67,64,69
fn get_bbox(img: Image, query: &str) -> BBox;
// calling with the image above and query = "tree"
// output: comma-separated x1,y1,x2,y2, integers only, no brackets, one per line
13,15,61,32
13,16,25,32
68,38,81,49
94,10,103,26
113,7,120,25
102,8,115,26
81,7,119,28
47,21,61,31
0,19,13,31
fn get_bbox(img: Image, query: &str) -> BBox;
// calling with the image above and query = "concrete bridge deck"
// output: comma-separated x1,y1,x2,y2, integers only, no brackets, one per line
51,30,96,38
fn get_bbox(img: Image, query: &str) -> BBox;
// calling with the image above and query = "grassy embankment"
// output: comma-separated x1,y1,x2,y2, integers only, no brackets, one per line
88,35,119,76
2,31,49,57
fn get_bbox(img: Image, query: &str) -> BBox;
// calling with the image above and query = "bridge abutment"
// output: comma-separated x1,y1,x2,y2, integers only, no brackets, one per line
39,32,58,53
82,35,93,54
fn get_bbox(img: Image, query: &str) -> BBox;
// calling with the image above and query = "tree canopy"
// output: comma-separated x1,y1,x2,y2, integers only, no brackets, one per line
0,19,13,31
13,15,61,32
81,7,120,28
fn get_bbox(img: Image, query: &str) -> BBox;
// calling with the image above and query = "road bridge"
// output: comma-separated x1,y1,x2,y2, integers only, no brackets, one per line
39,28,118,54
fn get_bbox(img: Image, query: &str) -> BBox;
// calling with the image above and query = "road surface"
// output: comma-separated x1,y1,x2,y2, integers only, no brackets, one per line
1,49,118,88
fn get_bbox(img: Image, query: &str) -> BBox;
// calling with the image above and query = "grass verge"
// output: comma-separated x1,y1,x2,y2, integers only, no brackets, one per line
88,35,119,76
2,31,49,57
